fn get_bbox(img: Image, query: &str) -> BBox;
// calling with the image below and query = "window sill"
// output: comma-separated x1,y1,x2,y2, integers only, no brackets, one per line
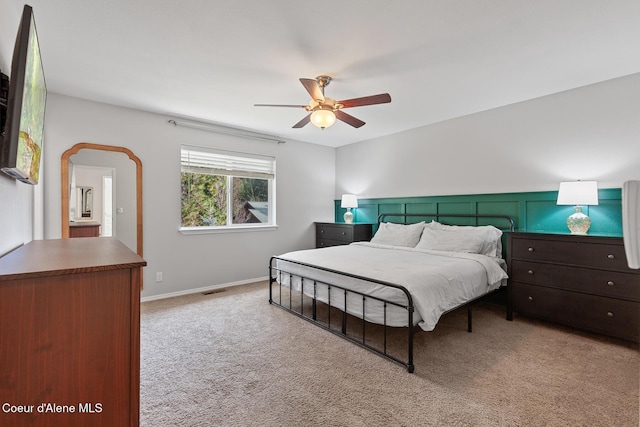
179,224,279,235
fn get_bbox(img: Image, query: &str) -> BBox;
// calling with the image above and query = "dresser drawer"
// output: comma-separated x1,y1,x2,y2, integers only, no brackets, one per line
315,223,372,248
317,238,348,248
511,260,640,301
511,236,630,270
513,283,640,341
317,224,353,242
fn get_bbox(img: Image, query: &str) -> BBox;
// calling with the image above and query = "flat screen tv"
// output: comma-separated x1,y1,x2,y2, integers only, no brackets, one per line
0,4,47,185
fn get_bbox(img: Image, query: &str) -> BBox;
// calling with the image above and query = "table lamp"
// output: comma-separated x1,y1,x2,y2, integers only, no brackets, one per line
557,181,598,234
341,194,358,224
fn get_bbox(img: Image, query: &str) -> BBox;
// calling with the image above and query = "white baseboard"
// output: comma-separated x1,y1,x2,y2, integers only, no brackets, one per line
141,276,268,303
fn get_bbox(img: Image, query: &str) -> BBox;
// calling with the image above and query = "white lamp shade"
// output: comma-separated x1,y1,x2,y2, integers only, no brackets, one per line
557,181,599,206
340,194,358,208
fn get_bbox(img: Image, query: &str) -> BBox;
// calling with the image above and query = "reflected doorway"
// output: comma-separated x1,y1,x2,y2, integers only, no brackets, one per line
69,164,116,236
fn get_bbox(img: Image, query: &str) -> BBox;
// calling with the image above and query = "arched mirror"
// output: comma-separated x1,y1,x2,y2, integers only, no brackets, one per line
61,142,143,257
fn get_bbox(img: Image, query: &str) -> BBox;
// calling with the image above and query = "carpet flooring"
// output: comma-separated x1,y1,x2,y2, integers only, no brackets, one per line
140,281,639,426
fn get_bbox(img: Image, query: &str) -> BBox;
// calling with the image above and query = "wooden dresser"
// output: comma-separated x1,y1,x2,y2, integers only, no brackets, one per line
69,221,101,237
0,238,146,427
315,222,372,248
508,232,640,342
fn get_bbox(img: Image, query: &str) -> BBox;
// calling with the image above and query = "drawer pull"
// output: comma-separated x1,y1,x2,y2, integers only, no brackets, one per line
528,247,534,252
528,296,534,301
342,232,347,235
320,230,325,234
527,270,534,275
607,254,615,259
607,281,615,286
607,311,614,318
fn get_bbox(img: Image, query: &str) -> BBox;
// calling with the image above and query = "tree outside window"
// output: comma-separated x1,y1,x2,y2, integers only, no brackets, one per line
180,146,275,229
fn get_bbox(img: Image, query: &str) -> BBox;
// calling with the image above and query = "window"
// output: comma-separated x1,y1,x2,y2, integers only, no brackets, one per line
180,146,276,231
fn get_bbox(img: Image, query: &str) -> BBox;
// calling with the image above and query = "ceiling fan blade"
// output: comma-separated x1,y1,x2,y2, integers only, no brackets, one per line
338,93,391,109
335,110,365,128
292,113,311,128
254,103,307,108
300,78,325,102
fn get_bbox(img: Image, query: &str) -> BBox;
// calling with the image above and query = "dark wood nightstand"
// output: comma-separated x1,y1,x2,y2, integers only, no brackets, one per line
508,232,640,342
315,222,373,248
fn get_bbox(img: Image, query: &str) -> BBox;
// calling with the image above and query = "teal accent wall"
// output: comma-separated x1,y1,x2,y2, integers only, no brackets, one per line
334,188,622,237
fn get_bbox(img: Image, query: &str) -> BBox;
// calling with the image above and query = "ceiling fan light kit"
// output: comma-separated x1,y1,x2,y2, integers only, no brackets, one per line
310,109,336,129
255,75,391,130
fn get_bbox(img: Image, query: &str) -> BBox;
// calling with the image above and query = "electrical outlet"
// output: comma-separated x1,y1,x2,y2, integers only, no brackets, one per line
156,272,163,282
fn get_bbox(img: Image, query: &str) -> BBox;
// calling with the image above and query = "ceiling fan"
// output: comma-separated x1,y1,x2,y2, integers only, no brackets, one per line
254,75,391,129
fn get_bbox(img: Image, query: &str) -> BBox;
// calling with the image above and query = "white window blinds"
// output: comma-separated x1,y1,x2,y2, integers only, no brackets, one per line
181,145,275,180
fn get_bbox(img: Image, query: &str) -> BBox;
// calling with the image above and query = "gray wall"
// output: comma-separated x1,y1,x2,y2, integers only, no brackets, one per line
336,73,640,199
3,0,638,297
42,94,336,299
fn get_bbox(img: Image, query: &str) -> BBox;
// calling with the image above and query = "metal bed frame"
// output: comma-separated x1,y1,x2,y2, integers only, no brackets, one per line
269,213,515,373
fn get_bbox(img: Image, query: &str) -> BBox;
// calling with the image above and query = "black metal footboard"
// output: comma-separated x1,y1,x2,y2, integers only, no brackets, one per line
269,213,515,373
269,256,416,373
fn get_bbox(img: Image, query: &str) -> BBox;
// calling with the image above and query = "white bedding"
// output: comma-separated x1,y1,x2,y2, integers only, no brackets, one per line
274,242,508,331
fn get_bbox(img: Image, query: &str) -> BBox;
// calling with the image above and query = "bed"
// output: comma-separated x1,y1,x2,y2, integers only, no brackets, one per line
269,213,515,372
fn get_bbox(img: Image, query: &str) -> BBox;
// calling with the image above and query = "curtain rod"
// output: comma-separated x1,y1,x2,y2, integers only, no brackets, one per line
168,118,285,144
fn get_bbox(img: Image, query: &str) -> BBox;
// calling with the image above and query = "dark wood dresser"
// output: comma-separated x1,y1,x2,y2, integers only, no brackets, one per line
508,232,640,342
315,222,372,248
0,237,146,426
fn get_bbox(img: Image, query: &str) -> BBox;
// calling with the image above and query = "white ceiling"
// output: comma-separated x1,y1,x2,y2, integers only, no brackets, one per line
7,0,640,148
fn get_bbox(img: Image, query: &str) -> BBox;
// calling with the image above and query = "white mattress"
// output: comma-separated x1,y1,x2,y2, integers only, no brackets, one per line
274,242,508,331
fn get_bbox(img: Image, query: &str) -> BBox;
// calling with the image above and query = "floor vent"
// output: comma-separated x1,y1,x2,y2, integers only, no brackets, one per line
202,289,226,296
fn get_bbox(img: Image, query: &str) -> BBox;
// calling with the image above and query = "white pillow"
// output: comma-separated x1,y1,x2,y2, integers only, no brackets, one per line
370,221,425,247
416,227,486,254
421,221,503,256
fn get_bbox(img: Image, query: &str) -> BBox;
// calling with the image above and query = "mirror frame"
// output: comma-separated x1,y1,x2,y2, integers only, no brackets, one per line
61,142,143,257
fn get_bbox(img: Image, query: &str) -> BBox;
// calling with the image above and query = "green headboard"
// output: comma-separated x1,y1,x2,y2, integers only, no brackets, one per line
334,188,622,237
